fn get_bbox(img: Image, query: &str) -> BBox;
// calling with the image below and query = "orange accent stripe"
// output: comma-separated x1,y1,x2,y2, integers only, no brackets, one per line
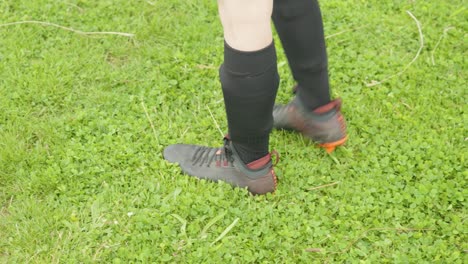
271,169,278,193
318,136,348,153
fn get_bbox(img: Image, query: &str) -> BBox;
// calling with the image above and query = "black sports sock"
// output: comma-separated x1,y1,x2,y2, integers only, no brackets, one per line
272,0,331,110
220,41,279,164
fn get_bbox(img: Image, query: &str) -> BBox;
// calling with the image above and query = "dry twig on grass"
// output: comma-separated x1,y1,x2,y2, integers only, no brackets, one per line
366,11,424,87
326,26,367,39
0,20,134,37
207,106,224,137
141,101,158,142
431,26,455,65
330,227,434,255
308,181,340,191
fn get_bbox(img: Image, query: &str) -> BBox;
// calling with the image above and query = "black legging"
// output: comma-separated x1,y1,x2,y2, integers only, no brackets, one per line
272,0,331,110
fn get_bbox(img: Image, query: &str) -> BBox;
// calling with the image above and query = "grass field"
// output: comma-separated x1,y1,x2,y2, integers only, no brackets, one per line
0,0,466,262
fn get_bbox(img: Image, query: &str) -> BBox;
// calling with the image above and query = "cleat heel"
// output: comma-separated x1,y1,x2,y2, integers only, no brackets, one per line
273,93,348,151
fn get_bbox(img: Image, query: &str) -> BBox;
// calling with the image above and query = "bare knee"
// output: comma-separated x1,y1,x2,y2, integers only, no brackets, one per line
218,0,273,51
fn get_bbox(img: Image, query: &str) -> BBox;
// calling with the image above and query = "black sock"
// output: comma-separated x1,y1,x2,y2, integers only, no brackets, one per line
220,41,279,164
272,0,331,110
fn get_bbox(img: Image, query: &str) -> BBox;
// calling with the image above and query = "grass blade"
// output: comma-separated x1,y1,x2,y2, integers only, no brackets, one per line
200,212,226,239
171,214,187,239
211,218,239,246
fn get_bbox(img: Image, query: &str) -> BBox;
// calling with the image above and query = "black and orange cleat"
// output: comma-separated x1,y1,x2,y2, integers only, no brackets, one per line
163,137,278,195
273,94,347,153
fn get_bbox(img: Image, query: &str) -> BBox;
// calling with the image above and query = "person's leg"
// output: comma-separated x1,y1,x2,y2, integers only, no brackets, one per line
218,0,279,164
164,0,279,195
272,0,330,110
271,0,347,153
218,0,273,51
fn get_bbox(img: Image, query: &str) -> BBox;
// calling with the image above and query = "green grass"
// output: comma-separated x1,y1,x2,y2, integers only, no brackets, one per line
0,0,466,262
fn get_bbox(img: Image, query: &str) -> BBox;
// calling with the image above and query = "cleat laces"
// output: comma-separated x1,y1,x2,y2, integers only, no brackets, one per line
191,139,234,167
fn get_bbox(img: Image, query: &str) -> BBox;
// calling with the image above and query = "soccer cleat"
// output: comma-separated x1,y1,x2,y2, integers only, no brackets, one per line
273,94,347,153
163,138,278,195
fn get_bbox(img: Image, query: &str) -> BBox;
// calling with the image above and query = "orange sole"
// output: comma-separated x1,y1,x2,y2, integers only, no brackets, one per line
318,136,348,153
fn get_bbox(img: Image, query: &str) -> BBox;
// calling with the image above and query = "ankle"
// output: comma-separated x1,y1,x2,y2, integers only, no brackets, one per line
232,142,269,165
246,154,271,170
